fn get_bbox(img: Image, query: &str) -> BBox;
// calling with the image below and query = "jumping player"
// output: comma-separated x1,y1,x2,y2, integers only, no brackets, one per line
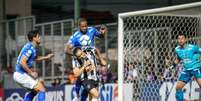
72,47,99,101
65,18,107,101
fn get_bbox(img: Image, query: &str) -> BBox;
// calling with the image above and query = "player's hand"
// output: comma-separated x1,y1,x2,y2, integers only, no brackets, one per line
99,25,107,34
85,66,91,72
83,60,91,67
46,53,54,59
100,58,107,66
30,72,38,79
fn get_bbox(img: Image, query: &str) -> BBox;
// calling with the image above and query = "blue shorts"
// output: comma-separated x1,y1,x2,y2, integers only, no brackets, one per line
178,68,201,83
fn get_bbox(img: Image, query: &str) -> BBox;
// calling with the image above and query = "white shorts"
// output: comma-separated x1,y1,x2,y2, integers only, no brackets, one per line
13,72,38,89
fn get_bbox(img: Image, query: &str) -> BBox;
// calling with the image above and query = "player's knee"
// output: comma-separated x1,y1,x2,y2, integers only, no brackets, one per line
34,82,46,92
176,81,185,90
176,85,182,90
91,89,99,98
94,92,99,98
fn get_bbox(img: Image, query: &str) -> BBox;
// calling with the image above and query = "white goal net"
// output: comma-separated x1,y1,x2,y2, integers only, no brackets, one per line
118,2,201,101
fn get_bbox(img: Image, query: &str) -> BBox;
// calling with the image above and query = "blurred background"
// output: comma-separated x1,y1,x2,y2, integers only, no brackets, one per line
0,0,201,101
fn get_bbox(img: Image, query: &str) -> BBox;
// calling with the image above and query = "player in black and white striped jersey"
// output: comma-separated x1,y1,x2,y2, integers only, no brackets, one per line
72,47,99,101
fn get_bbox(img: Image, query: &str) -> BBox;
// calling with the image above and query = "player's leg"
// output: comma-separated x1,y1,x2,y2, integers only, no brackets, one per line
193,68,201,88
175,70,191,101
89,80,99,101
72,81,82,101
33,81,46,101
80,89,88,101
82,79,99,101
175,81,185,101
24,91,37,101
89,87,99,101
13,72,38,101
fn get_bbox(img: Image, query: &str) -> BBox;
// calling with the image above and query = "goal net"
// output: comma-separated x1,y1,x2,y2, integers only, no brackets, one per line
118,2,201,101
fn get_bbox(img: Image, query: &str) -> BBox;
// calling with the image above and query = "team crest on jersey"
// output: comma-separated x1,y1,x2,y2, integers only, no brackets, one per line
26,50,32,57
79,35,91,46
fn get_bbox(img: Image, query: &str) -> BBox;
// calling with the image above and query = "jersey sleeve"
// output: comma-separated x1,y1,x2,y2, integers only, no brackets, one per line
175,48,181,60
72,57,80,68
22,49,33,60
67,35,76,46
92,27,102,38
193,45,201,54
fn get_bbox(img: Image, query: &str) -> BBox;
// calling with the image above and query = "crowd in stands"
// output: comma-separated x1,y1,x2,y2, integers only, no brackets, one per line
123,55,183,83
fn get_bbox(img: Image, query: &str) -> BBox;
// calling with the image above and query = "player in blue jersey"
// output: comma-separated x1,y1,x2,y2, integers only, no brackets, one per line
13,30,54,101
65,18,107,101
173,33,201,101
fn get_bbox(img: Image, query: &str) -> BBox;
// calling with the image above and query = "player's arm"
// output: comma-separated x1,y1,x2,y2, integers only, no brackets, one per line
95,48,107,66
73,66,85,77
73,60,91,77
65,43,74,55
35,53,54,61
65,35,75,55
170,55,180,69
20,56,33,74
20,50,37,78
94,25,107,38
194,45,201,54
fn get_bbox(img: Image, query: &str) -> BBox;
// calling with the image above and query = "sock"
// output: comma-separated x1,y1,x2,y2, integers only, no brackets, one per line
24,92,36,101
72,97,79,101
75,83,81,97
91,98,98,101
176,89,184,101
80,89,88,101
38,91,46,101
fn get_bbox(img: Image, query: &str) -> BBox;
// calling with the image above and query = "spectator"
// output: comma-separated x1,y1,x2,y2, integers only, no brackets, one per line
68,70,77,84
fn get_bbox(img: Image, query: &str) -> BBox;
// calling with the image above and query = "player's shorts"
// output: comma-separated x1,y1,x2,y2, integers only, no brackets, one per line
13,72,38,89
82,79,98,92
178,68,201,83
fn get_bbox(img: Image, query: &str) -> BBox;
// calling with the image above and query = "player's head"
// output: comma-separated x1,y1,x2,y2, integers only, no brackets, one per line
177,33,186,47
78,18,88,34
27,30,41,45
73,47,86,59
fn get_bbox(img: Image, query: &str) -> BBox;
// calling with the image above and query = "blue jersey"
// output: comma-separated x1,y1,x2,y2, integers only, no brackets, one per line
175,44,201,70
15,42,37,73
68,27,101,48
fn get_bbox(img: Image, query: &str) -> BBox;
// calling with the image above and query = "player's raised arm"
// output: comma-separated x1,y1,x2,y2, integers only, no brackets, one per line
65,34,77,55
94,47,107,66
99,25,107,35
94,25,107,38
65,43,74,55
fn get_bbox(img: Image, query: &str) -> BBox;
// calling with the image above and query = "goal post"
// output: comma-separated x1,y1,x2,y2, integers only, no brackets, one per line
118,2,201,101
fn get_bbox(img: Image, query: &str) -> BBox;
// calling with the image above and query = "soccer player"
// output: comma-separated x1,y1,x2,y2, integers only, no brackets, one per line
72,47,99,101
13,30,54,101
65,18,107,101
65,18,107,65
174,33,201,101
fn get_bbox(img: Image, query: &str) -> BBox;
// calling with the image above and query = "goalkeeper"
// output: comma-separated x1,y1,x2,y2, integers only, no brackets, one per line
172,33,201,101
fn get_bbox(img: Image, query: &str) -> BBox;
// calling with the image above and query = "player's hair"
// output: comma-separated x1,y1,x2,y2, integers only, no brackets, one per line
73,47,81,56
27,30,40,41
177,33,186,39
78,18,87,25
